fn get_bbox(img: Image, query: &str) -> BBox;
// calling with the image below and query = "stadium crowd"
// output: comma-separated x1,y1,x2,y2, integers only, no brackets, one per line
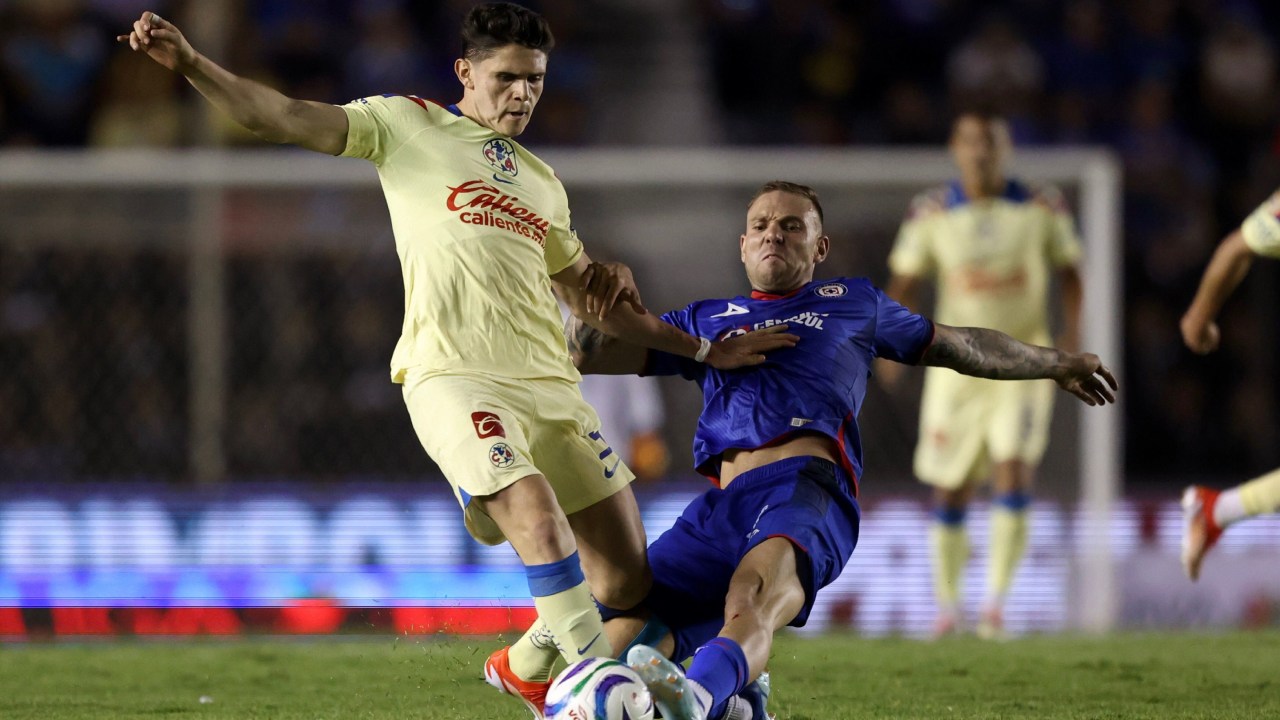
2,0,1280,483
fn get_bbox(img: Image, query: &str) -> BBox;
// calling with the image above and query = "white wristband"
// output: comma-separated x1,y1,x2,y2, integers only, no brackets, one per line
694,337,712,363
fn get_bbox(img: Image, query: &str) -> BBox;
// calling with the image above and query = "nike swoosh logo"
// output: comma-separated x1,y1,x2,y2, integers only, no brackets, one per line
603,458,621,479
578,632,601,655
711,302,749,318
492,173,519,185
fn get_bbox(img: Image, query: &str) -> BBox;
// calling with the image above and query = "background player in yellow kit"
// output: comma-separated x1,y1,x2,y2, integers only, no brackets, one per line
885,111,1083,639
1180,188,1280,581
119,5,794,717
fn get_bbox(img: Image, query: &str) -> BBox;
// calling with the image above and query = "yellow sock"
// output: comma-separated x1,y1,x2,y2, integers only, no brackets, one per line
930,519,969,612
533,580,612,665
508,619,560,683
986,501,1029,607
1239,468,1280,517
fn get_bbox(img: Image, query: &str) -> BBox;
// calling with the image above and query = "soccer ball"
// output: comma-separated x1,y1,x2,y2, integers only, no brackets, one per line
545,657,655,720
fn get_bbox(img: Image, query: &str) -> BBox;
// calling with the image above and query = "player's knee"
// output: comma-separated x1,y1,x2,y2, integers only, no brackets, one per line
724,568,769,615
936,486,969,509
511,508,575,560
589,568,650,610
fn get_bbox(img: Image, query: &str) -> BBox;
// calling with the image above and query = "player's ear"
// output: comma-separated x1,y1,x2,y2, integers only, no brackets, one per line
814,235,830,263
455,58,474,89
739,234,748,263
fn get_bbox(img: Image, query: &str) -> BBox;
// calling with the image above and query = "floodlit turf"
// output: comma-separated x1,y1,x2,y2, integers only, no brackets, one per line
1,631,1277,719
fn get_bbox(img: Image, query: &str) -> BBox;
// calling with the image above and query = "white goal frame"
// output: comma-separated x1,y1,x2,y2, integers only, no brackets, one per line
0,147,1122,632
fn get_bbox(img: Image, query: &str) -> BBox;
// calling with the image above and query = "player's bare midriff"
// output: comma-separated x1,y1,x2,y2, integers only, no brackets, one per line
719,433,842,489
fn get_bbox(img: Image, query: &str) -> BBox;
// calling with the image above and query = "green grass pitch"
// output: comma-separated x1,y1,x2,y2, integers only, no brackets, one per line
2,631,1277,719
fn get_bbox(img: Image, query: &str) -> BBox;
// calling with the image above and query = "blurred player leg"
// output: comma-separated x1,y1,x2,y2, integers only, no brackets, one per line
916,376,986,637
930,485,973,637
979,381,1050,638
930,506,968,636
1182,468,1280,580
1235,469,1280,518
980,460,1032,641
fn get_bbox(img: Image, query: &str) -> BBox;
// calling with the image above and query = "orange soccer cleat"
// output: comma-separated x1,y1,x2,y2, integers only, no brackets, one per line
484,646,552,720
1181,485,1224,582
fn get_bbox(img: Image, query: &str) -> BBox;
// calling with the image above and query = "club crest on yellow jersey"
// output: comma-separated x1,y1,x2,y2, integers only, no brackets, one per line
483,138,519,178
489,442,515,468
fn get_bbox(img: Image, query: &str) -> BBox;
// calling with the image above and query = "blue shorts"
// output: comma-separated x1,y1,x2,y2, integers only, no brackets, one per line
643,456,860,661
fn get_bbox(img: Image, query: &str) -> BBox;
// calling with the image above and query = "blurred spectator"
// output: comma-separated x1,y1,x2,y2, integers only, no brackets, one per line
341,2,435,101
945,13,1045,140
0,0,112,145
1044,0,1119,140
1121,0,1189,86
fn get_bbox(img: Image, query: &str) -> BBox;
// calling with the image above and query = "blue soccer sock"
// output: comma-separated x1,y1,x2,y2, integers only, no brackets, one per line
687,637,750,720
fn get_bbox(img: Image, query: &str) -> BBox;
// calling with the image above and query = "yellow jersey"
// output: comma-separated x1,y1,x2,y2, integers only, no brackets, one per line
341,94,583,383
1241,189,1280,258
888,179,1082,345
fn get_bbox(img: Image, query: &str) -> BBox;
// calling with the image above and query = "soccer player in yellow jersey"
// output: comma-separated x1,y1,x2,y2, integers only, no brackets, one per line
885,112,1083,639
1180,189,1280,581
120,5,793,717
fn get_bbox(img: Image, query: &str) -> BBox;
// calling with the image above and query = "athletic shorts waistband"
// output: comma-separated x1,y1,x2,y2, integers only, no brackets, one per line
723,456,848,493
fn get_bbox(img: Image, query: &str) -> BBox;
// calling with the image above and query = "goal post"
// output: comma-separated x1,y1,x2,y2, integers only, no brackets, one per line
0,146,1123,631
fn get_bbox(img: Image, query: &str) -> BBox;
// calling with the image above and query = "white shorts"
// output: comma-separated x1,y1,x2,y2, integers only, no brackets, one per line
913,369,1055,490
402,369,635,544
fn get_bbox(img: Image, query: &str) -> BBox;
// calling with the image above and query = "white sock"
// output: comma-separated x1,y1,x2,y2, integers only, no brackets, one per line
719,695,754,720
1214,488,1247,528
689,679,714,717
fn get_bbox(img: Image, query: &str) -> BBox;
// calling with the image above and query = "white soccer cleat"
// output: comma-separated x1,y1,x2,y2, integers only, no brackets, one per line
626,644,709,720
1181,485,1224,582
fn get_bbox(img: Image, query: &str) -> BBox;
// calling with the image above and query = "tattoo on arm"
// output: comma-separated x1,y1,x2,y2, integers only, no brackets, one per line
565,313,607,358
922,325,1065,381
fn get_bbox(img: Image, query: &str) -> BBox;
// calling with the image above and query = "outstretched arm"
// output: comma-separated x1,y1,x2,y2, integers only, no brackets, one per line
553,254,798,370
564,312,647,375
921,324,1118,406
565,309,800,377
1180,229,1255,354
118,11,348,154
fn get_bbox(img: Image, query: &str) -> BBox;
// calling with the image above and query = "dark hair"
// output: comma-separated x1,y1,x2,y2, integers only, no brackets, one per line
749,180,825,226
951,107,1005,132
461,3,555,60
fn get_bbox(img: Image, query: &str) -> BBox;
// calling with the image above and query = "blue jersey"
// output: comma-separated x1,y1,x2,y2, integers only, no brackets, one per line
644,277,934,496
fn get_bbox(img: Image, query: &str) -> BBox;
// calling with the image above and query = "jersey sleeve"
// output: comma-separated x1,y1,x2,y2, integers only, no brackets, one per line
1241,190,1280,258
543,185,585,274
339,95,433,166
641,306,702,380
1035,184,1084,267
872,287,935,364
888,194,939,277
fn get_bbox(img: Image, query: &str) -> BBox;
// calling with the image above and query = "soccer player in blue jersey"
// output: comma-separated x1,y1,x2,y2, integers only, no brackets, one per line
564,181,1117,720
